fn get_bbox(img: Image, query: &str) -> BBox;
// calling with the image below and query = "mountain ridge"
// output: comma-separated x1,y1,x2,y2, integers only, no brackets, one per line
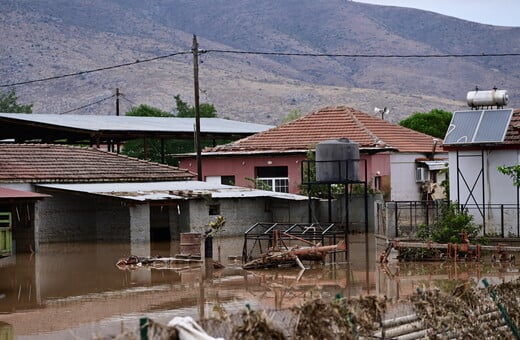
1,1,519,124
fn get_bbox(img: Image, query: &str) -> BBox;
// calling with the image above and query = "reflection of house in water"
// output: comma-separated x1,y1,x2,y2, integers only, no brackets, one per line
376,261,520,300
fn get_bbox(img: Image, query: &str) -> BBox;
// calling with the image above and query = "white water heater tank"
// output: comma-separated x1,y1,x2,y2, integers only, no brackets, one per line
467,89,508,108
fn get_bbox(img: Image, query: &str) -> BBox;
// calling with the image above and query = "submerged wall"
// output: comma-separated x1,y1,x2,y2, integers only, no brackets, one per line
186,197,311,236
35,190,132,244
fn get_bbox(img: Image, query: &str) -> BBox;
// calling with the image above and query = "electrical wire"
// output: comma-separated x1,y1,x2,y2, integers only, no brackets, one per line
204,49,520,58
2,48,520,89
0,50,192,88
120,94,138,107
57,94,115,115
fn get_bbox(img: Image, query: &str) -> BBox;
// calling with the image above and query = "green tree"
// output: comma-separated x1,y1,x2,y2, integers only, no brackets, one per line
122,98,225,165
0,89,32,113
126,104,173,117
171,95,230,163
122,104,174,163
282,109,302,123
497,164,520,187
417,202,480,244
399,109,452,138
174,95,217,118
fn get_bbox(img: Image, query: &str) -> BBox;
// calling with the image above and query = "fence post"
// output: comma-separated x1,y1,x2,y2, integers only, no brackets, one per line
501,205,504,238
395,202,399,238
140,317,148,340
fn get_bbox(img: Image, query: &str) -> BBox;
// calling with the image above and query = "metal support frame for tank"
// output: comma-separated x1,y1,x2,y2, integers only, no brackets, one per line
300,158,368,261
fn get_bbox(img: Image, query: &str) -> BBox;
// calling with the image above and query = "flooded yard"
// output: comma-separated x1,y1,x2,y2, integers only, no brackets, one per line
1,234,519,339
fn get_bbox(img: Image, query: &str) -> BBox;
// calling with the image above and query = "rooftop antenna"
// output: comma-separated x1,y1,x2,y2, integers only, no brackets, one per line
374,107,390,120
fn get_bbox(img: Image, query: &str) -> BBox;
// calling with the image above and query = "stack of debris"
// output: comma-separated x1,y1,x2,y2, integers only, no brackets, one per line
105,278,520,339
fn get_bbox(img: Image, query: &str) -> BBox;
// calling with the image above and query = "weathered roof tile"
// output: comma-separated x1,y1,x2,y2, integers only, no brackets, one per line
208,106,442,153
0,144,196,183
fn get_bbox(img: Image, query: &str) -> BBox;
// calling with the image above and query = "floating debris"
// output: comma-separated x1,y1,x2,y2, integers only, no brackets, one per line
115,255,224,271
242,230,347,270
123,278,520,339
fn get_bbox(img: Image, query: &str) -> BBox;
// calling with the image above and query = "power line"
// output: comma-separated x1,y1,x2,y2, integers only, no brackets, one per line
120,94,138,107
0,50,192,88
205,49,520,58
2,48,520,89
57,94,115,115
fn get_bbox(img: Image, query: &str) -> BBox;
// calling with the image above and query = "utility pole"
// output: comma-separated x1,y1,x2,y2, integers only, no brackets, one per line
192,35,202,181
116,88,120,116
114,88,121,153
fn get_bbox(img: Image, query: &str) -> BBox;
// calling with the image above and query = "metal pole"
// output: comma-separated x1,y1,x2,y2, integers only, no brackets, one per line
364,159,368,234
501,204,504,238
116,88,120,116
456,150,461,211
482,150,486,235
192,35,202,181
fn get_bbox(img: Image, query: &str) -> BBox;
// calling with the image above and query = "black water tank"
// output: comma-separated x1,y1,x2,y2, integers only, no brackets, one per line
316,138,360,182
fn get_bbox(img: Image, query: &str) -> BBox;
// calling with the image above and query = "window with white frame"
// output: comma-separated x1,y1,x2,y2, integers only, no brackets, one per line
416,167,429,183
255,166,289,193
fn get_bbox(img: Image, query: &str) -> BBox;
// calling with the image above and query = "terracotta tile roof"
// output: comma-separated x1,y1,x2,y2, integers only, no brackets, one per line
207,106,442,153
503,109,520,145
0,144,196,183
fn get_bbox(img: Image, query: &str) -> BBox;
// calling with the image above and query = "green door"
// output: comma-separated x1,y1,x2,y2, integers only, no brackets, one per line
0,212,12,257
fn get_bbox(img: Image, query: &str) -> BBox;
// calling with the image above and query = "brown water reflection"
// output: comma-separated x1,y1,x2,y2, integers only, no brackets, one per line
0,234,519,339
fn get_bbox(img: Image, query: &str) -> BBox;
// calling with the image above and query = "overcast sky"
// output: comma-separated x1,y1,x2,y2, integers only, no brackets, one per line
354,0,519,27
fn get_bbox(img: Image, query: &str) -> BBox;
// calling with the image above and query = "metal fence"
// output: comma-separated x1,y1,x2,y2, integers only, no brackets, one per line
377,200,520,239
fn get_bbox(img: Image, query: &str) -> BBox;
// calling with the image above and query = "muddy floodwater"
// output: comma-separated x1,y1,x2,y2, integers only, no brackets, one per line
1,234,519,339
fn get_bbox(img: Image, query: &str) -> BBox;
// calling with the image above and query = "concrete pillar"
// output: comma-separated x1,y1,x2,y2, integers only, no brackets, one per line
129,204,150,256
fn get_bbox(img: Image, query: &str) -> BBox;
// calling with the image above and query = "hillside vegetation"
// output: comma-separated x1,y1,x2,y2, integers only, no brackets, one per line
1,0,519,124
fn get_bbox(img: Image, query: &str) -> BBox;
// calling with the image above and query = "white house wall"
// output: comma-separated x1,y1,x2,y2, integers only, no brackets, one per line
449,149,520,236
390,153,422,201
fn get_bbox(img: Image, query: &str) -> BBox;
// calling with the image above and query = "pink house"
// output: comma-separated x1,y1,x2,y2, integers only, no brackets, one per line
179,106,446,201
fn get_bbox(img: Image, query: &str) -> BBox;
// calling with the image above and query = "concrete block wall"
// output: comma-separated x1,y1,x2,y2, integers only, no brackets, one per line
95,198,131,242
185,197,311,236
169,202,191,240
314,194,384,232
271,199,311,224
36,191,97,243
216,198,273,236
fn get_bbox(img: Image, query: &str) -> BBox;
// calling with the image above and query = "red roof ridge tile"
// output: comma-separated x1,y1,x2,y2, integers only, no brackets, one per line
349,109,380,145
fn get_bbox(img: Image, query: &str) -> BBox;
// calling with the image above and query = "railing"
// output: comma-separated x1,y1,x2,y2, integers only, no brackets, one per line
378,201,520,239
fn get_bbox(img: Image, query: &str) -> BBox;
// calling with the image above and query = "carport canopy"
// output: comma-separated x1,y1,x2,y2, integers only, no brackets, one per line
0,113,273,147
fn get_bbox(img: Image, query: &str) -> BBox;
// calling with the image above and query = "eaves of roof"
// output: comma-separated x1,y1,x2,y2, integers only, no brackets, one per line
0,187,50,200
36,181,310,202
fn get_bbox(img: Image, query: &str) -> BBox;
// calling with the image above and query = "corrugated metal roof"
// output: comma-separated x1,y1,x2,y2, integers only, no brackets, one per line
417,160,448,170
0,113,274,134
0,187,50,199
35,181,310,201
